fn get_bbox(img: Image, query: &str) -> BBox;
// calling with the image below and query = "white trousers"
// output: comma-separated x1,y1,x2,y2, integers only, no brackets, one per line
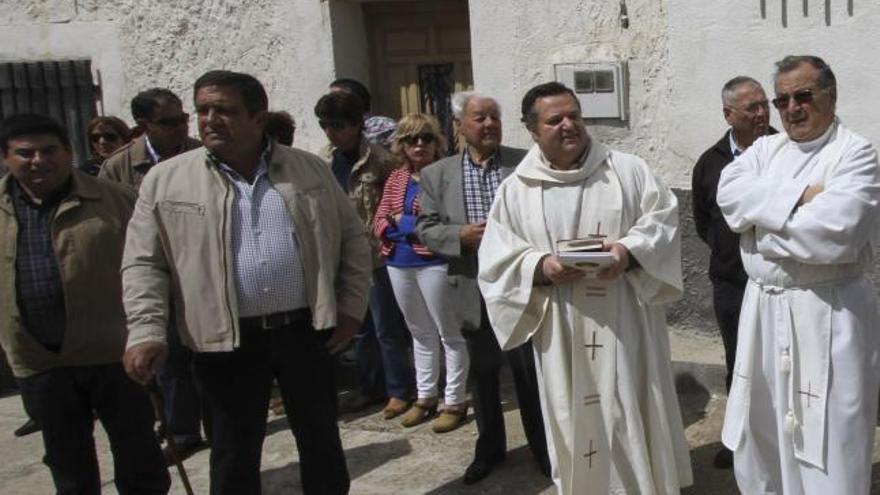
387,264,469,405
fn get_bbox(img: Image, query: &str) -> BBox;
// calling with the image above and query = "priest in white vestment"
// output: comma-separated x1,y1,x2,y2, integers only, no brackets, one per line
477,82,693,494
717,55,880,495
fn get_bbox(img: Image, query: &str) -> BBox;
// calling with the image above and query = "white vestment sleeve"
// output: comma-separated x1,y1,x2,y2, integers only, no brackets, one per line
615,157,684,304
754,142,880,264
477,180,552,350
717,142,806,233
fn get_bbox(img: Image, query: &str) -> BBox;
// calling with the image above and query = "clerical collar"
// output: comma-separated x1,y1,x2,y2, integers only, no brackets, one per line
790,117,837,153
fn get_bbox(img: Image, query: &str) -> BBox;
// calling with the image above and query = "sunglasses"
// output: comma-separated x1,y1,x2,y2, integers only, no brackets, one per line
771,89,817,110
153,113,190,128
401,132,435,145
90,132,121,143
318,119,352,131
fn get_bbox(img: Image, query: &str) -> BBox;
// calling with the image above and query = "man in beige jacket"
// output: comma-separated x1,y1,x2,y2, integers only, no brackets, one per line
0,113,169,494
122,70,371,495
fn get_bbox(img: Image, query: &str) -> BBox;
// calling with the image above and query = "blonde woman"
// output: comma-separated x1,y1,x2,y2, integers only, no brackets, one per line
373,114,470,432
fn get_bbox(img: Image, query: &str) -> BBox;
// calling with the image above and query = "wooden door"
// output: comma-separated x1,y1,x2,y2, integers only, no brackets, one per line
364,0,473,151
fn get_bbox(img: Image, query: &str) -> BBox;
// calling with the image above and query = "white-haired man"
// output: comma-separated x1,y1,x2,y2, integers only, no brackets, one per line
418,91,550,484
718,55,880,494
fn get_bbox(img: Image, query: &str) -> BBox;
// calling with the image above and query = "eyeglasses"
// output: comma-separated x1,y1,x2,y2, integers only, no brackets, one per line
318,119,351,131
153,113,189,128
772,89,818,110
401,132,435,145
727,100,769,115
89,132,121,143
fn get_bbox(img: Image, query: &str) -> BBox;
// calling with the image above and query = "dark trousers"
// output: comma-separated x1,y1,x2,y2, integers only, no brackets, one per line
157,320,209,444
463,321,550,472
192,315,349,495
355,266,414,399
712,279,746,391
19,363,170,495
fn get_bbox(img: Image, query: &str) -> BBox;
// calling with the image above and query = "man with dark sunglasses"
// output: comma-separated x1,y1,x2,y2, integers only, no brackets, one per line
314,91,415,418
691,75,775,469
99,87,207,465
99,87,201,188
718,55,880,494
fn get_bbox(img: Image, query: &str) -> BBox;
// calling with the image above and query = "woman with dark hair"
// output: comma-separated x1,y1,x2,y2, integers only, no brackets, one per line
373,114,470,433
82,116,131,175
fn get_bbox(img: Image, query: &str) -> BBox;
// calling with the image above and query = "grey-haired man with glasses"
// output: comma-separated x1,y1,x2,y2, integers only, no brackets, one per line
691,75,774,469
717,55,880,494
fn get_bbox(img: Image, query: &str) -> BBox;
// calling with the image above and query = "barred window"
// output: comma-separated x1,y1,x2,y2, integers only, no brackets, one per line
0,60,99,166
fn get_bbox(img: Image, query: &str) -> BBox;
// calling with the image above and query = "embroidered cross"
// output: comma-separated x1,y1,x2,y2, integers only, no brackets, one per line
584,331,604,360
589,222,607,240
797,381,820,408
584,284,607,298
583,394,601,407
583,439,598,468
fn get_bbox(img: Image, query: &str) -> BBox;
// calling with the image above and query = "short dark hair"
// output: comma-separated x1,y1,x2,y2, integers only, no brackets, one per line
520,82,580,130
329,78,371,112
774,55,837,99
130,88,183,121
0,113,71,154
314,91,366,126
193,70,269,115
265,111,296,146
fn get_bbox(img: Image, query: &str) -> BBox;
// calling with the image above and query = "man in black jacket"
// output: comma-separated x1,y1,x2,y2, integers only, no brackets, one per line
692,75,773,469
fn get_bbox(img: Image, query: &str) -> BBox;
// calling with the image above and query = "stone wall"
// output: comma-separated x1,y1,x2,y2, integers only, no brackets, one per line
668,188,714,334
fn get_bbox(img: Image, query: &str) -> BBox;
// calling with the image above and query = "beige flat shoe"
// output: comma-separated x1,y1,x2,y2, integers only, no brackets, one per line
431,407,467,433
382,397,411,420
400,400,438,427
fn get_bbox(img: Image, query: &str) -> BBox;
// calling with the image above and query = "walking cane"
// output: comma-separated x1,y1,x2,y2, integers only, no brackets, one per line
146,380,196,495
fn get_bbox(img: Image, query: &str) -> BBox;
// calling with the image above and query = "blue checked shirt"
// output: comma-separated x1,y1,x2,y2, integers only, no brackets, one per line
462,149,503,224
12,180,67,351
213,148,308,318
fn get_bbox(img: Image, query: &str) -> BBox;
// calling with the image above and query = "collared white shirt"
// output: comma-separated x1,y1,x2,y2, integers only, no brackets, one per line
216,150,308,317
729,129,745,156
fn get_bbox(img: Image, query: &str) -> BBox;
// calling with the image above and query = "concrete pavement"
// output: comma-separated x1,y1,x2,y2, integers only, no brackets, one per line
1,329,879,494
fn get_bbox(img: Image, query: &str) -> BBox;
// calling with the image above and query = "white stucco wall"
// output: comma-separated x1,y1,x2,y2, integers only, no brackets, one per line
2,0,877,177
469,0,679,180
470,0,880,187
0,0,341,153
667,0,880,186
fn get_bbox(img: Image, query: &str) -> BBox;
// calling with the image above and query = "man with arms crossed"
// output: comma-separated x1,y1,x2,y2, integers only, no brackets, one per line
718,55,880,494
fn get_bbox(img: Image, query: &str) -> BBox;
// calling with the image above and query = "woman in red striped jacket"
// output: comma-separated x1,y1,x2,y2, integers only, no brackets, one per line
372,114,470,433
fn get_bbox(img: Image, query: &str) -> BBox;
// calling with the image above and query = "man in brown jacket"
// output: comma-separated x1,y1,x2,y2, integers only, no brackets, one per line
100,87,209,462
99,87,201,188
0,113,169,494
316,91,415,417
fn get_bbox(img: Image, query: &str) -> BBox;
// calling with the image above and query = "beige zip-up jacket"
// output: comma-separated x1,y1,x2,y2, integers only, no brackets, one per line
122,144,372,352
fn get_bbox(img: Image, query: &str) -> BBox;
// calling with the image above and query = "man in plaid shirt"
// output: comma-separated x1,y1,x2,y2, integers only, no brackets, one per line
418,91,550,485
